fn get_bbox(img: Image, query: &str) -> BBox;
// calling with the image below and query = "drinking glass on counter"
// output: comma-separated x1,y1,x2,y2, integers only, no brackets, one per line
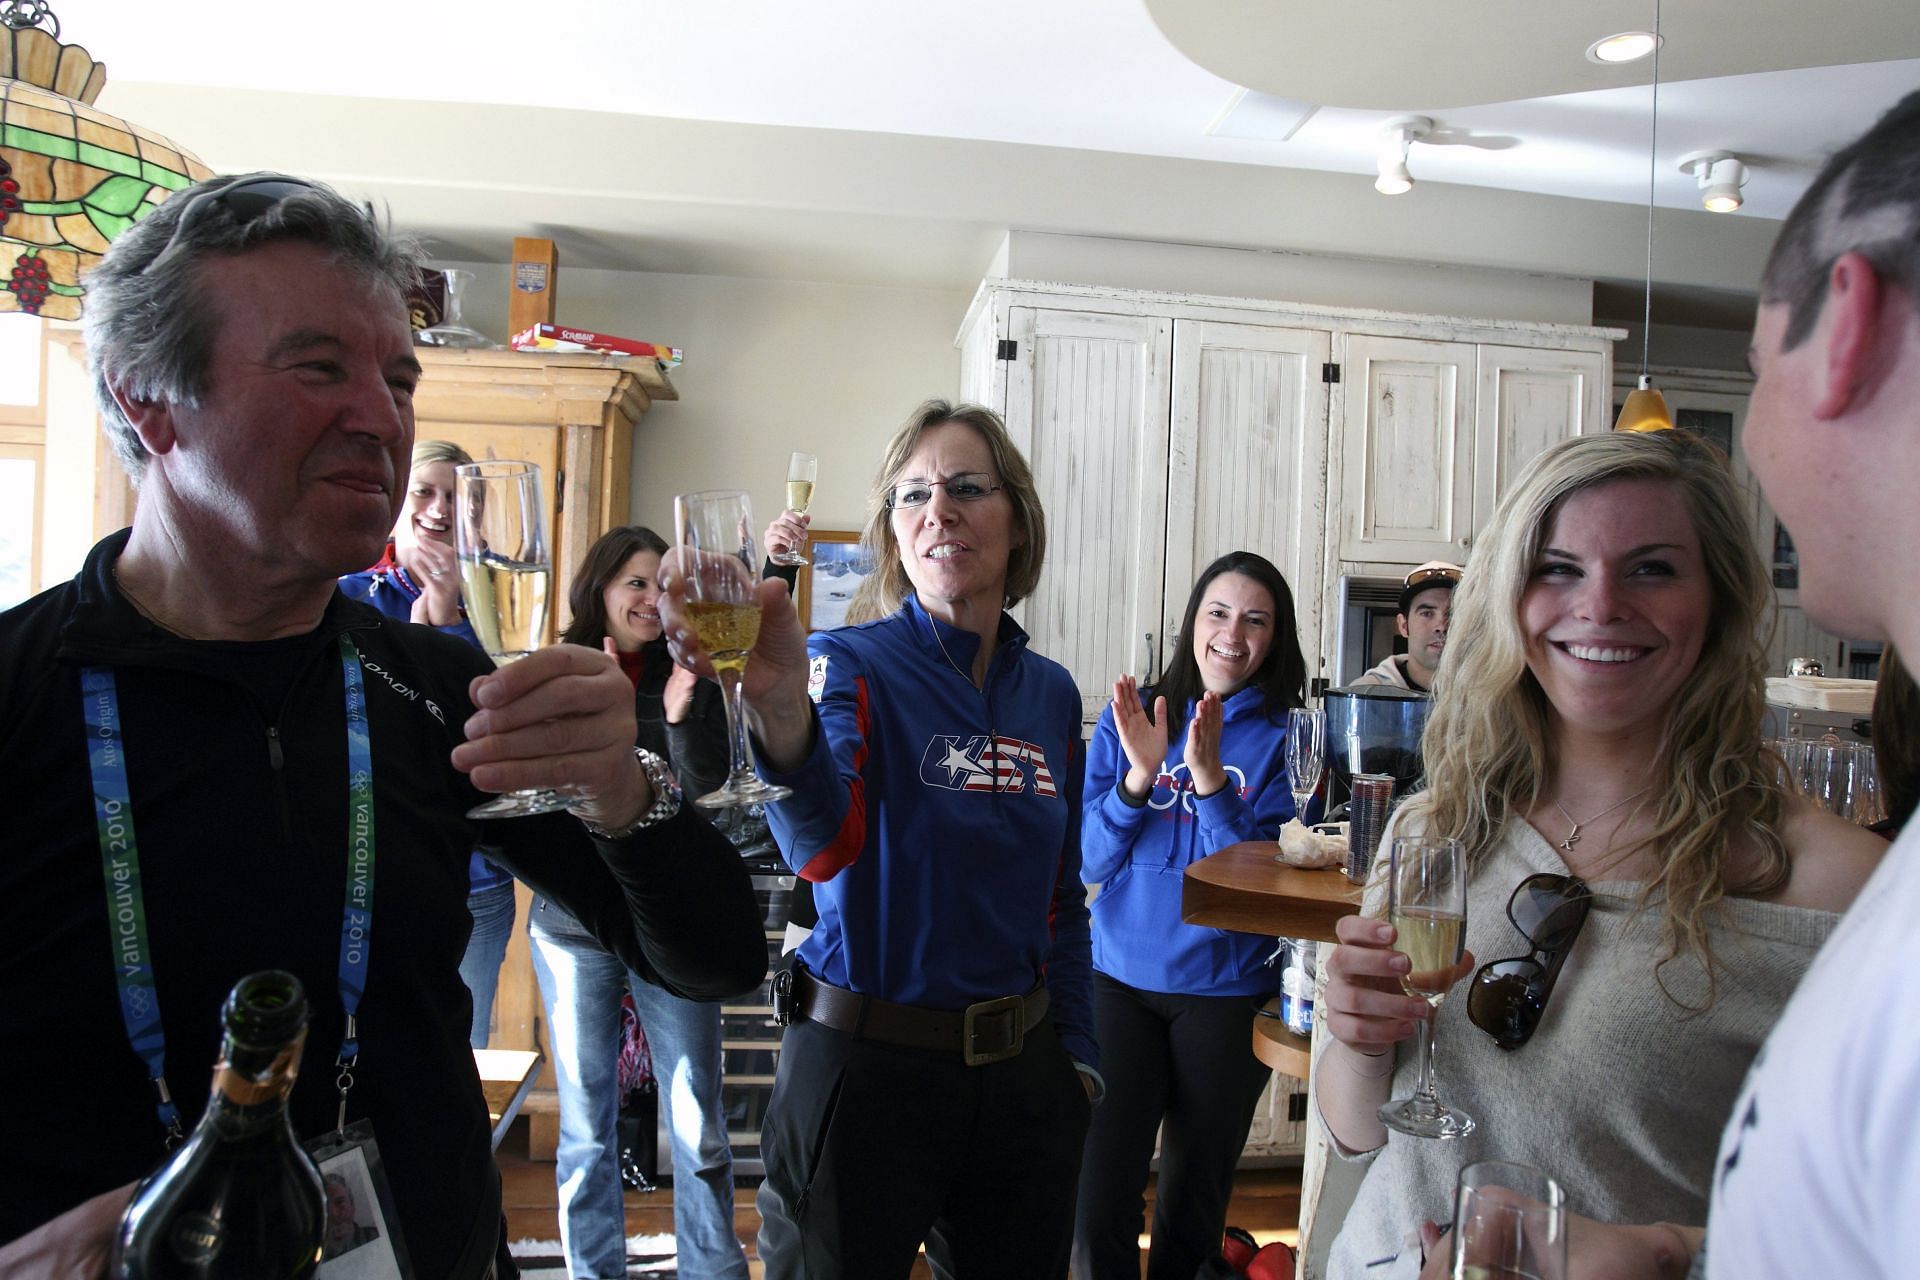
1448,1160,1567,1280
1285,705,1326,822
454,459,568,818
1772,736,1883,826
1378,835,1475,1140
768,452,818,567
673,489,793,809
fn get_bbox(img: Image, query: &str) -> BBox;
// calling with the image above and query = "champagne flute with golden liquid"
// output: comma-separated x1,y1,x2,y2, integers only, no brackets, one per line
769,452,818,567
1378,834,1476,1139
673,489,793,808
454,459,570,819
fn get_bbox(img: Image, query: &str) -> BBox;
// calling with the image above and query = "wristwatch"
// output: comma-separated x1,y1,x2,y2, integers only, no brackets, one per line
575,748,682,839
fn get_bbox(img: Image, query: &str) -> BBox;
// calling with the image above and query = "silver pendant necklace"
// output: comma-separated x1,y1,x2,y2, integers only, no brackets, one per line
1553,787,1651,853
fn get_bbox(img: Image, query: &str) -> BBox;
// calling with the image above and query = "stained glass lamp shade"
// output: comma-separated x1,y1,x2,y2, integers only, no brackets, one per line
2,22,211,320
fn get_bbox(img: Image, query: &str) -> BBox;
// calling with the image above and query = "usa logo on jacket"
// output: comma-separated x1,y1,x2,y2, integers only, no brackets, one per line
918,734,1057,797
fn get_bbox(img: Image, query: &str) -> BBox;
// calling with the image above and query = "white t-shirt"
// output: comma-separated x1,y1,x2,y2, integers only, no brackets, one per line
1703,823,1920,1279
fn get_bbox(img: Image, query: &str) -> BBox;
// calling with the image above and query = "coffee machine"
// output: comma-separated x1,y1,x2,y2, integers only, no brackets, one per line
1321,684,1433,815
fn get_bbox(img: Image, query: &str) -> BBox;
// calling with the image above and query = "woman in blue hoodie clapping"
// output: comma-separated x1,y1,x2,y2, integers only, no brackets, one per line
1072,550,1308,1280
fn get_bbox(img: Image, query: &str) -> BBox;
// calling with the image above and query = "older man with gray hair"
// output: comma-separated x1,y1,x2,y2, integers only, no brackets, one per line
0,173,765,1277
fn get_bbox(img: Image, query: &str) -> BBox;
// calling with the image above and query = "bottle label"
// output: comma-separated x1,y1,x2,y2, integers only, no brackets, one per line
168,1212,224,1264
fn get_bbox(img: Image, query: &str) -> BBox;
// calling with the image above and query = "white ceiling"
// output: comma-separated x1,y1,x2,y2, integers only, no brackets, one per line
46,0,1920,301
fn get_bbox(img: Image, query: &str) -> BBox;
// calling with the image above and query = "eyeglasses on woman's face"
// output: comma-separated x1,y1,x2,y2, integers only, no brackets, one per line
883,472,1004,509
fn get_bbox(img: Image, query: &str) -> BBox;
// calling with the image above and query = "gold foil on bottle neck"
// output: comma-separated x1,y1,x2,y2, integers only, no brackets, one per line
212,1033,305,1106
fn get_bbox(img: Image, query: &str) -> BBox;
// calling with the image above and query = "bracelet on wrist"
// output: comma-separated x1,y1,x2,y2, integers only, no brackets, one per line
575,748,681,838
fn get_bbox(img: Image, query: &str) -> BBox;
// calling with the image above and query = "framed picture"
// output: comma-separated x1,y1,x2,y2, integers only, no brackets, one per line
796,531,876,633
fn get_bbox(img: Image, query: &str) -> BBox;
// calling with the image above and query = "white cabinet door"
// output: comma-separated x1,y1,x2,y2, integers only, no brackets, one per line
1003,307,1174,722
1165,320,1332,681
1472,345,1607,535
1336,334,1475,565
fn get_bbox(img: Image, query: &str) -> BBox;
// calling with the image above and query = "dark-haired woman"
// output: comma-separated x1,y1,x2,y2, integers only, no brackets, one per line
527,526,750,1280
1072,551,1307,1280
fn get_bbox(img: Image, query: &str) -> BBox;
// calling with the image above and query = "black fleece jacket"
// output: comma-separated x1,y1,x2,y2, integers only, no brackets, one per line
0,530,767,1270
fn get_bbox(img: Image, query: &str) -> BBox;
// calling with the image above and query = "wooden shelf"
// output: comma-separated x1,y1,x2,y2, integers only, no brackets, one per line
1251,1004,1312,1080
1182,842,1364,943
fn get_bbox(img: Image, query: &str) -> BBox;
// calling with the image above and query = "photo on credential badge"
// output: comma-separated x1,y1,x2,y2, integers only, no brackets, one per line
797,531,875,633
309,1129,409,1280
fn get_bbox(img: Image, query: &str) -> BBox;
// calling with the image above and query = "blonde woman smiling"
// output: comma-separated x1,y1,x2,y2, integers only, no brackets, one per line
1316,430,1884,1280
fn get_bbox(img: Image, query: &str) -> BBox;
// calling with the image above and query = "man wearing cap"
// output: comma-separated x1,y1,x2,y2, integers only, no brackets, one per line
1350,561,1461,693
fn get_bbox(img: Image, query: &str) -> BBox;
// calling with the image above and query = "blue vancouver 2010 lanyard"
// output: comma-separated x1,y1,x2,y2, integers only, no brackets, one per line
82,634,376,1143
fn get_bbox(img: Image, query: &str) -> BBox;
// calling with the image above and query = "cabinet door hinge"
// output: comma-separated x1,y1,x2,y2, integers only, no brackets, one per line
1321,362,1341,384
996,339,1019,361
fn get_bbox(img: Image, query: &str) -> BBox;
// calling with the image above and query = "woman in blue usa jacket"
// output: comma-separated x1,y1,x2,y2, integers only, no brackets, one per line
660,401,1094,1280
1072,550,1308,1280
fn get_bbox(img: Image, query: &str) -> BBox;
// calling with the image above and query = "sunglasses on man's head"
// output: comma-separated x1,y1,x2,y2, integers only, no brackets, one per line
1466,873,1592,1050
141,176,326,276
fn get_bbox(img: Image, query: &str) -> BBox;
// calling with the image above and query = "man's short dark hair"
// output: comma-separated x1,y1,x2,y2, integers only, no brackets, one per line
82,172,423,482
1762,89,1920,350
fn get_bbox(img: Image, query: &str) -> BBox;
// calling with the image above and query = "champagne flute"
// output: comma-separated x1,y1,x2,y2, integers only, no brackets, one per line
674,489,793,809
1285,706,1326,825
453,460,569,819
1449,1161,1567,1280
1378,835,1475,1139
768,452,818,567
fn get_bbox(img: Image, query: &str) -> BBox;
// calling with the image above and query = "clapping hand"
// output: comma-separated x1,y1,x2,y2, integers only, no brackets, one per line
662,660,701,725
406,538,464,627
1110,674,1168,801
1184,689,1226,796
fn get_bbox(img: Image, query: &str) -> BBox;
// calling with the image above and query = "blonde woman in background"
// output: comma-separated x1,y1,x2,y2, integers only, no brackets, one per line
1315,429,1884,1279
339,438,474,636
338,438,517,1051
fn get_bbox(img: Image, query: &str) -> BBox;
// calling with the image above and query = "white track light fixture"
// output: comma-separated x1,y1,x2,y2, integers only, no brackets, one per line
1375,116,1432,196
1679,150,1749,213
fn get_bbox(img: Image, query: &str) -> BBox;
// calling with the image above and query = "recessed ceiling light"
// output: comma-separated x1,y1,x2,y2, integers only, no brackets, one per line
1587,31,1659,63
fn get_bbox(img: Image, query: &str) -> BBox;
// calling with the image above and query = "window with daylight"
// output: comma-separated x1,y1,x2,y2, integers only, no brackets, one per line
0,317,48,608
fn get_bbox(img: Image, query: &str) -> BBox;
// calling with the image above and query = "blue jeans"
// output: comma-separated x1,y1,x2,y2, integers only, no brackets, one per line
461,880,517,1050
528,898,749,1280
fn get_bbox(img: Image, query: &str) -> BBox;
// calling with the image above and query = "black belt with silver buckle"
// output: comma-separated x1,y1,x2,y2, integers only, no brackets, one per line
792,970,1048,1066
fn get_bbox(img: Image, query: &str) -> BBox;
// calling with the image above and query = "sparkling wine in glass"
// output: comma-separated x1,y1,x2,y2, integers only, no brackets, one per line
1379,835,1475,1139
769,452,818,567
1285,705,1326,826
1450,1160,1567,1280
454,460,569,819
675,489,794,809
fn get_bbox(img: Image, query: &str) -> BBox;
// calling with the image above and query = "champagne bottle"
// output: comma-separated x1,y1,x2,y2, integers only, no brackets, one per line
112,970,326,1278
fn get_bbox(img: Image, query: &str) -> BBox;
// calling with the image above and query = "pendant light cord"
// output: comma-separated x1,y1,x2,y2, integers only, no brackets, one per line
1641,0,1660,381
